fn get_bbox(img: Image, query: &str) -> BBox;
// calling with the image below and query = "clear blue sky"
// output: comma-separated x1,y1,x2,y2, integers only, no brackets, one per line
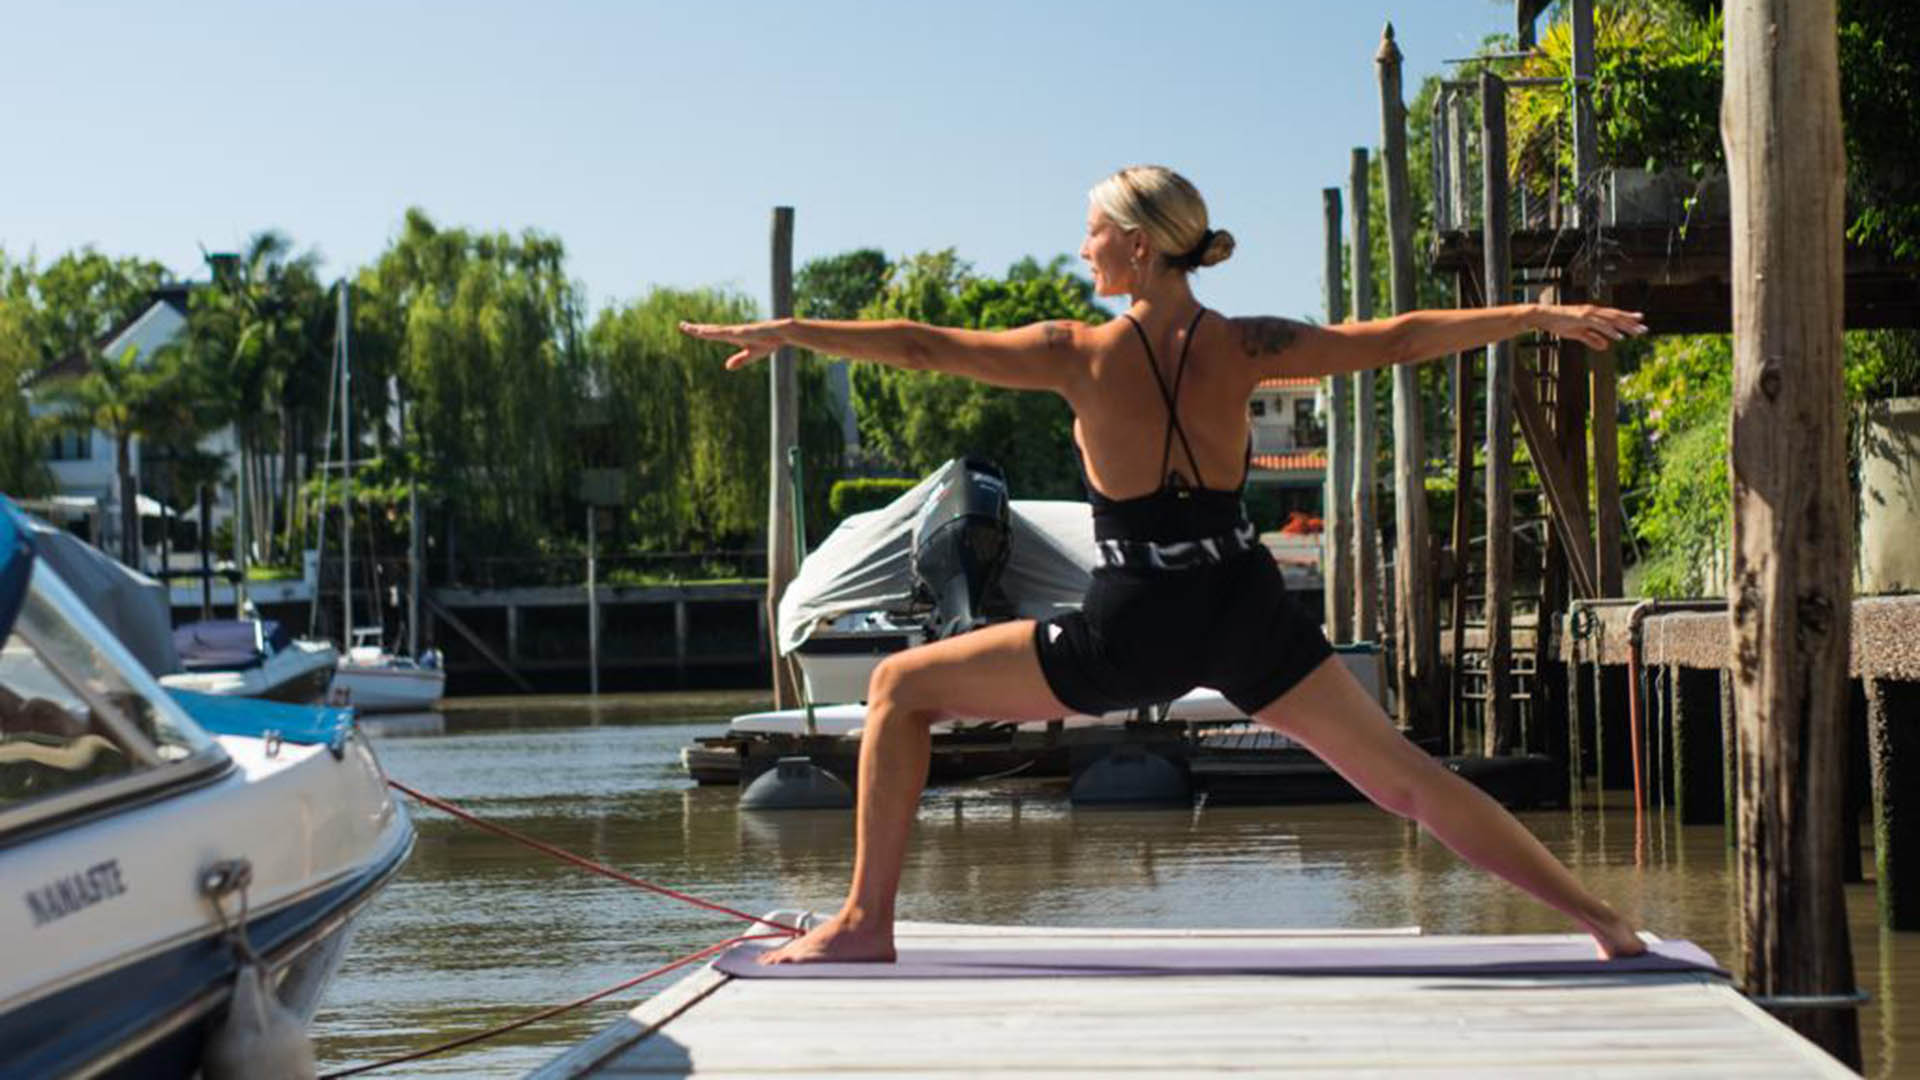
1,1,1512,323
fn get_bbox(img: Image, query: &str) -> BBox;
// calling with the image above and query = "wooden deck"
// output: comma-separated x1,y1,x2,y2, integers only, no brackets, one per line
532,916,1854,1078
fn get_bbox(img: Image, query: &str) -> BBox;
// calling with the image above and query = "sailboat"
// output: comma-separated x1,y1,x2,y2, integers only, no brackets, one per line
313,283,446,714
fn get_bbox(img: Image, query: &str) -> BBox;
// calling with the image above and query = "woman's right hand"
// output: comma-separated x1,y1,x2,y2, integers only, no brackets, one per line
679,319,793,370
1533,305,1648,350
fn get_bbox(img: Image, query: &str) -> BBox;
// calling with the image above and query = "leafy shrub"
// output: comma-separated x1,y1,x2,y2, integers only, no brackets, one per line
828,478,918,521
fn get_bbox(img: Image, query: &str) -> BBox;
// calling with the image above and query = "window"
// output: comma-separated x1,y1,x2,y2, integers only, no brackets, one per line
0,563,218,826
46,431,90,462
1249,399,1267,417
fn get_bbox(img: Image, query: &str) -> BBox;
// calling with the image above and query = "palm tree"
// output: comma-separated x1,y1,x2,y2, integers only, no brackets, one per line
188,232,330,567
39,344,200,567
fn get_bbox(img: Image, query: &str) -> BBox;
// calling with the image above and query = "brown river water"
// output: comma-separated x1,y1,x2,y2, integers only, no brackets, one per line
310,693,1920,1078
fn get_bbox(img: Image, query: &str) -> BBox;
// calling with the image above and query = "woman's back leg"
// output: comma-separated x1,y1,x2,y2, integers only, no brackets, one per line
1248,655,1644,958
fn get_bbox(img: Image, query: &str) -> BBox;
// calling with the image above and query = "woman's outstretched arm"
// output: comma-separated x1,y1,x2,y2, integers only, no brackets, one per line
1234,303,1647,380
679,317,1088,392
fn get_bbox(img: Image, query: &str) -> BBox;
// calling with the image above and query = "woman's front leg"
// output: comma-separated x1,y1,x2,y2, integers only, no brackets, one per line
758,619,1070,964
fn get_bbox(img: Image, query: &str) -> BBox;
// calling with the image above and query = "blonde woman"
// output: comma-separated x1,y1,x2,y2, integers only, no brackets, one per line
682,165,1648,964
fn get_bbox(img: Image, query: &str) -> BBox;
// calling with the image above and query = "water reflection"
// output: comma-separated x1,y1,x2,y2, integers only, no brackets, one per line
311,694,1915,1078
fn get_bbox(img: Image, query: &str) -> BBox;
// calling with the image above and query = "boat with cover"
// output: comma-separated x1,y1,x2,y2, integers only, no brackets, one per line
0,498,414,1077
683,459,1286,785
160,618,338,703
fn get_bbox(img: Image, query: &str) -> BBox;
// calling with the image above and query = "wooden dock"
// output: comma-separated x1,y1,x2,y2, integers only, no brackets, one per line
533,916,1855,1078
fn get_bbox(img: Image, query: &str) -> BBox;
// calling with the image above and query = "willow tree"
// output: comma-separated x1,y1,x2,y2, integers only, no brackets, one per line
851,252,1106,498
356,209,588,565
592,286,844,551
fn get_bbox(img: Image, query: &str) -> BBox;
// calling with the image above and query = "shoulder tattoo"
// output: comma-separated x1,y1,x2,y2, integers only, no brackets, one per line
1236,316,1305,358
1041,321,1075,349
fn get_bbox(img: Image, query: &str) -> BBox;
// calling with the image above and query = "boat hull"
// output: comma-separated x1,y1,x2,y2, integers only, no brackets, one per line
330,662,446,712
158,642,338,704
0,730,413,1079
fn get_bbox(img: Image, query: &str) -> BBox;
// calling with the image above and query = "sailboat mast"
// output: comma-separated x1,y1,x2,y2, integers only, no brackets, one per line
339,283,352,648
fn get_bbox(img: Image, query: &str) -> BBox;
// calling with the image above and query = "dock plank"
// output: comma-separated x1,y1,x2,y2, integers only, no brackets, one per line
535,923,1855,1078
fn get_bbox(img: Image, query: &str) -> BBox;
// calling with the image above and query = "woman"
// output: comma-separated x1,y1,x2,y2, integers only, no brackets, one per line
681,165,1648,964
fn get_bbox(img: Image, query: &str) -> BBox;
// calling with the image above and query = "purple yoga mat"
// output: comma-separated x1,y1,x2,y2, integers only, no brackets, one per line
714,938,1727,980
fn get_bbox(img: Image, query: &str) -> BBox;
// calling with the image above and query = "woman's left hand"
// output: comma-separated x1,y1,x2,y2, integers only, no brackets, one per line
679,320,790,369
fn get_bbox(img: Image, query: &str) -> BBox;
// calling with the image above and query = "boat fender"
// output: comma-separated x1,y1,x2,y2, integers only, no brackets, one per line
199,858,317,1079
203,955,316,1080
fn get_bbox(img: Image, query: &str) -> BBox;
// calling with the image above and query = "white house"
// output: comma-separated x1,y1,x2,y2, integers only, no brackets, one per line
1246,375,1328,517
25,284,242,572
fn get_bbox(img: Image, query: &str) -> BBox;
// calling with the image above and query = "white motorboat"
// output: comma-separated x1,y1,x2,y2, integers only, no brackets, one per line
159,618,339,703
331,629,445,713
0,497,414,1077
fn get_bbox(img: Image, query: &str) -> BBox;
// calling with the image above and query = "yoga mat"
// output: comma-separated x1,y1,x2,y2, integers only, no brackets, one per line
714,938,1726,980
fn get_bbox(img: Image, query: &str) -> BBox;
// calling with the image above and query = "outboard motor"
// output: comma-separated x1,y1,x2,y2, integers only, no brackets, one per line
912,457,1012,639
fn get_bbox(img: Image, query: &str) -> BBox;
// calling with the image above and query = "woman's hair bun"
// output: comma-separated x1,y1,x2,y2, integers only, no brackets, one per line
1196,228,1236,268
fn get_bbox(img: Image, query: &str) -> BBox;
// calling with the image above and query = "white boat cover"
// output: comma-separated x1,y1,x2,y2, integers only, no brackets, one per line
777,460,1097,655
20,515,180,676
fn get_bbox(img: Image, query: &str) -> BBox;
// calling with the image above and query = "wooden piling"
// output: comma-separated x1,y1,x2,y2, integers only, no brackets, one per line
768,207,800,708
1349,149,1381,645
1378,23,1439,738
1447,274,1476,754
1569,0,1599,227
1868,678,1920,930
1323,188,1354,644
1725,0,1859,1063
1479,71,1516,756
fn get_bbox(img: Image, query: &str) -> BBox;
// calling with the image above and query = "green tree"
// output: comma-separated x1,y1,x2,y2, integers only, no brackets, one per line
354,209,589,566
796,249,889,320
850,252,1107,498
0,296,51,497
186,232,332,565
0,248,171,370
39,343,202,566
594,287,845,551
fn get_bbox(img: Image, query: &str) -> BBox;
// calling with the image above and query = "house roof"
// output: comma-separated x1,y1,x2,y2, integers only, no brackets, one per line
27,282,198,387
1250,451,1327,472
1256,377,1318,391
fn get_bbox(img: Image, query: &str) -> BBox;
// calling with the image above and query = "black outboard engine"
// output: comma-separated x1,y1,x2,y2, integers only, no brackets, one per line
911,457,1012,639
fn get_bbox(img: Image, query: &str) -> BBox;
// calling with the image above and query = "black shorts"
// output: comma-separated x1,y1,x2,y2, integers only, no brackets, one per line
1034,547,1334,717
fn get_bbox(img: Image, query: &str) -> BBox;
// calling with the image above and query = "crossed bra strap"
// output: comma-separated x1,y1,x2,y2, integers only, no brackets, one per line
1121,308,1210,491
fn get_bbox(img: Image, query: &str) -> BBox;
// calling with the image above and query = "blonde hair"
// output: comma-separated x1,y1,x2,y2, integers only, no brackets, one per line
1088,165,1236,271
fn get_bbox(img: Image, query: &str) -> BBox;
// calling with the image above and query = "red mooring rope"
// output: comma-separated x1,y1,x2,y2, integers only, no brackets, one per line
313,779,806,1077
317,932,789,1079
385,778,805,935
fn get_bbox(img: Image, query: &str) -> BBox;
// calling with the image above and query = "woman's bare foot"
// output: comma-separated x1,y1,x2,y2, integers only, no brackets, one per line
758,910,897,965
1586,906,1647,960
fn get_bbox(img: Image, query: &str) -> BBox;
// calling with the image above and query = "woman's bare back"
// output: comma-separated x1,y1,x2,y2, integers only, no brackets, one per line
1068,308,1267,501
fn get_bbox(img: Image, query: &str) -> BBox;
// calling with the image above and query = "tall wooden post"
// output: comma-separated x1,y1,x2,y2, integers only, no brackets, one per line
1480,71,1516,756
1447,273,1476,754
586,505,600,697
1570,0,1623,596
1570,0,1599,227
1724,0,1859,1064
1322,188,1354,643
768,207,800,708
1348,148,1381,644
1378,23,1438,737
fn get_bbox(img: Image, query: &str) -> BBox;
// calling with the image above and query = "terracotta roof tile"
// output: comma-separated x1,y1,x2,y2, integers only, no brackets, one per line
1256,377,1319,390
1250,451,1327,472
